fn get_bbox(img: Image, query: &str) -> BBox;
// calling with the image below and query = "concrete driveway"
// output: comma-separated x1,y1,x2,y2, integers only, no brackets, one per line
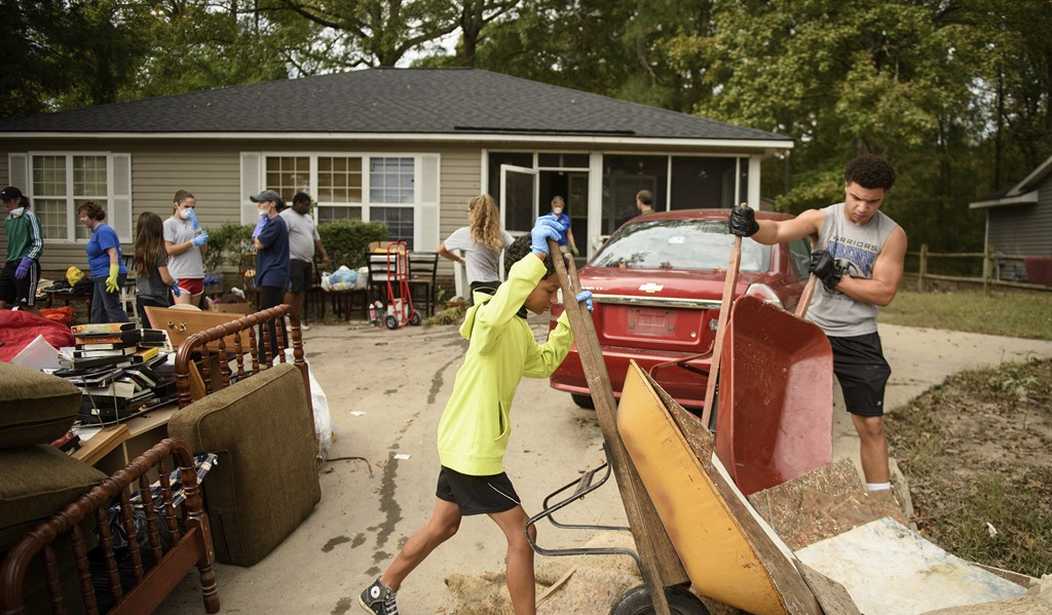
159,320,1052,615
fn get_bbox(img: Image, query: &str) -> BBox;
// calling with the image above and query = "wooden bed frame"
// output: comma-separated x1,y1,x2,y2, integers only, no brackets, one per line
173,305,309,410
0,438,219,615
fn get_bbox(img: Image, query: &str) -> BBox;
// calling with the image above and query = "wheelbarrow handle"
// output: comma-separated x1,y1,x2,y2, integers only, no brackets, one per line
794,274,818,319
700,231,742,427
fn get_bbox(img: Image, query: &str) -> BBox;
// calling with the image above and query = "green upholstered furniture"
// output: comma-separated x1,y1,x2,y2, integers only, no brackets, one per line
0,362,80,449
168,362,320,566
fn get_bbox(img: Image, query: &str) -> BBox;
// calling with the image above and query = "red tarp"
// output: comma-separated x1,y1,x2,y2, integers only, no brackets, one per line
0,310,74,363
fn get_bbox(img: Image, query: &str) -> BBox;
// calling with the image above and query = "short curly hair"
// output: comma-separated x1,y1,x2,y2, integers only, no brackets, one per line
77,201,106,221
504,234,556,279
844,155,896,191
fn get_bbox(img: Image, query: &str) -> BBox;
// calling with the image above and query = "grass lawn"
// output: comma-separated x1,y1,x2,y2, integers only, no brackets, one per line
886,359,1052,577
880,289,1052,340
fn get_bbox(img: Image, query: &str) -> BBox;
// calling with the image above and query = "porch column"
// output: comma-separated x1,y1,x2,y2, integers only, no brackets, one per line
588,152,603,259
748,155,762,209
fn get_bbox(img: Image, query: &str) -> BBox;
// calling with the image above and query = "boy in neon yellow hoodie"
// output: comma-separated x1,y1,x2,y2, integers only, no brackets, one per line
360,216,591,615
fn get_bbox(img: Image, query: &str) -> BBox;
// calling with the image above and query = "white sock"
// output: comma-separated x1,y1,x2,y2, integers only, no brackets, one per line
866,482,892,492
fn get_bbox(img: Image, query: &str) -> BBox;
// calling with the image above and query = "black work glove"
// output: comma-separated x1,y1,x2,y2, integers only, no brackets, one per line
728,204,759,237
809,250,844,291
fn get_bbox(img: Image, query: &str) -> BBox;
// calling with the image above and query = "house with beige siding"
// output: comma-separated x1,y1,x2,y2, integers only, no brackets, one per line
0,68,792,278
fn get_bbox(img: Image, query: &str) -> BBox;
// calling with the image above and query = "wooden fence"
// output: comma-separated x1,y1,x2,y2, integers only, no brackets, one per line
912,244,1052,293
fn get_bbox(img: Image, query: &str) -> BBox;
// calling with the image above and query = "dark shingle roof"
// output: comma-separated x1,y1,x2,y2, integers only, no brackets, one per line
0,68,789,142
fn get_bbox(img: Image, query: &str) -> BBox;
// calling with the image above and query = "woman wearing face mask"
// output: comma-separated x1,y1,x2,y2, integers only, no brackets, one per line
548,195,579,257
249,190,289,359
78,201,129,323
163,189,208,305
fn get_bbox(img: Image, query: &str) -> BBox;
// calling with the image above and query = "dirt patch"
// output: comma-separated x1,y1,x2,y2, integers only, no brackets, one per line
886,359,1052,577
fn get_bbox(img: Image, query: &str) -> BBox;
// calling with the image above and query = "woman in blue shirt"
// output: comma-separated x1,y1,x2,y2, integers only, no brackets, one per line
548,196,580,257
79,201,129,323
249,190,289,360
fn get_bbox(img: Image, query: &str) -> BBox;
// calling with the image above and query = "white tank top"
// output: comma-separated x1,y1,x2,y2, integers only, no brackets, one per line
808,203,899,337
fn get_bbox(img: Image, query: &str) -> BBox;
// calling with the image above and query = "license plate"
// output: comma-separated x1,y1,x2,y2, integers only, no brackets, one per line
627,308,676,337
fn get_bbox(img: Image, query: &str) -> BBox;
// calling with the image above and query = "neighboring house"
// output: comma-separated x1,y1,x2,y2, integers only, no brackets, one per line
970,154,1052,257
970,155,1052,282
0,68,792,276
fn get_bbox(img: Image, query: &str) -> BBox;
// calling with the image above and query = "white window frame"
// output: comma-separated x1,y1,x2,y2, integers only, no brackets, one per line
250,152,440,248
25,151,122,244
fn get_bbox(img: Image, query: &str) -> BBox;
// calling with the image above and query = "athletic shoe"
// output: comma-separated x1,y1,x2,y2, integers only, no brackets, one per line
358,578,398,614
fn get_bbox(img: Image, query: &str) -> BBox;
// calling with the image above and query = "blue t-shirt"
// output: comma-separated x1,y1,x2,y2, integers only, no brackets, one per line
255,215,289,288
86,223,126,278
554,212,571,246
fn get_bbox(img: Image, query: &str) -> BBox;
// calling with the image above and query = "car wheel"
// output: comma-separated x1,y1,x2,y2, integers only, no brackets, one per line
571,394,595,410
610,585,709,615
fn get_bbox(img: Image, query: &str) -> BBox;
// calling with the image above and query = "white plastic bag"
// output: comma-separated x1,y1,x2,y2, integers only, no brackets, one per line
283,348,333,460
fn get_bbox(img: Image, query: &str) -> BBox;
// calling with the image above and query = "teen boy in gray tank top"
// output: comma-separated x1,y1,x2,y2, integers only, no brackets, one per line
728,154,908,496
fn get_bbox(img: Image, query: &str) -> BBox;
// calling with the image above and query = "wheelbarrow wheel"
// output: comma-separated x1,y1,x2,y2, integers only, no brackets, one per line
384,315,399,330
571,394,595,410
610,584,709,615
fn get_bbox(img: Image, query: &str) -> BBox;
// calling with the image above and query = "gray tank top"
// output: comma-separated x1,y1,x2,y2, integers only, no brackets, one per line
808,203,899,337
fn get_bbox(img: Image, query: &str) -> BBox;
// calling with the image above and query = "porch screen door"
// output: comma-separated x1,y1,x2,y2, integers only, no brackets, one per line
499,164,537,234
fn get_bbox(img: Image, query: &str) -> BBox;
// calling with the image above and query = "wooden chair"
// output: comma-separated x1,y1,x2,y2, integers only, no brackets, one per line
408,252,439,317
0,438,219,615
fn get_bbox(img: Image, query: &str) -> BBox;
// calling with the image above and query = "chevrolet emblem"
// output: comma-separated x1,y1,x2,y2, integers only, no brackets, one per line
639,282,663,293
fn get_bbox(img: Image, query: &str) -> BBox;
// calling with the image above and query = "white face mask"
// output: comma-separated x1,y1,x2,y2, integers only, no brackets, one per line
552,207,564,215
178,208,191,220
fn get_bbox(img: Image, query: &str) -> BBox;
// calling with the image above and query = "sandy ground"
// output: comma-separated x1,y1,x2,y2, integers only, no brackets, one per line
158,321,1052,615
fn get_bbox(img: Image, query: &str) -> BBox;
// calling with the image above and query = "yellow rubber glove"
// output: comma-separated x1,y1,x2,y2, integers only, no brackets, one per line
105,262,120,293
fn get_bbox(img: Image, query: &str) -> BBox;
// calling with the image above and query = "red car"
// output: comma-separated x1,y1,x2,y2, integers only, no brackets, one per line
550,209,813,410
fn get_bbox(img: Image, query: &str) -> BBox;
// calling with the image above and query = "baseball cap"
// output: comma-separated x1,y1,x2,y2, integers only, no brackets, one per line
1,186,23,202
249,190,282,203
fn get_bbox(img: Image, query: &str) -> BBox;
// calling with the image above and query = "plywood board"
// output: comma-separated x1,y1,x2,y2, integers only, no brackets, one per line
72,424,130,466
797,518,1027,615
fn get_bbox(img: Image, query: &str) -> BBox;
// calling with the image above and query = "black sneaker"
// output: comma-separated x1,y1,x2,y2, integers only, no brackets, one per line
359,578,399,614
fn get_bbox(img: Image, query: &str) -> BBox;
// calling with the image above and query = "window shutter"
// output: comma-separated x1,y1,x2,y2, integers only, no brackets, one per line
240,152,261,225
111,154,132,242
8,153,28,191
414,154,440,251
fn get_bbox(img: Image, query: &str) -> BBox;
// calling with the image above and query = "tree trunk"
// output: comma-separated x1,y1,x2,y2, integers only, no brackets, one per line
994,65,1004,191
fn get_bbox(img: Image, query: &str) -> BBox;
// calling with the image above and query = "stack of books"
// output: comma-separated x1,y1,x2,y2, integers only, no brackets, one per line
56,324,176,425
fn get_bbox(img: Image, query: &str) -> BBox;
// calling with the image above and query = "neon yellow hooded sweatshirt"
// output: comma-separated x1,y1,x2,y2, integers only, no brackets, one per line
436,254,574,476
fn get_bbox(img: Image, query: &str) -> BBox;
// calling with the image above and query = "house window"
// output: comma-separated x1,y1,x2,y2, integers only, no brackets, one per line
265,156,310,203
370,206,414,249
369,157,414,203
316,156,363,222
30,153,114,242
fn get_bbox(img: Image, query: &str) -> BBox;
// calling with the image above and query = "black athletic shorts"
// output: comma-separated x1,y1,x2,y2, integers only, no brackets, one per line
828,332,892,418
0,259,38,307
288,259,313,294
435,466,521,516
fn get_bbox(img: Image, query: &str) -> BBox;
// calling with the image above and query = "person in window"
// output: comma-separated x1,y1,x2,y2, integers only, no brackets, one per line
438,194,513,297
133,211,180,326
164,190,208,306
547,195,579,257
0,186,43,311
635,189,656,215
251,190,289,359
280,191,330,331
79,201,129,323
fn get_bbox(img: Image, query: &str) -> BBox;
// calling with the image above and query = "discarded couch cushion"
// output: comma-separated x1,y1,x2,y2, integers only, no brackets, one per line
168,362,320,566
0,361,80,449
0,444,107,551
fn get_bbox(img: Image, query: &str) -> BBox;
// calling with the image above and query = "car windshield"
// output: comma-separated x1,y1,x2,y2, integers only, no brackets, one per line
592,218,771,272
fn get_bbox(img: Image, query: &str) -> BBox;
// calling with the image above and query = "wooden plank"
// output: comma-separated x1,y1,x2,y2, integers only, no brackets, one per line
547,241,686,615
72,424,130,466
701,235,741,427
124,406,179,439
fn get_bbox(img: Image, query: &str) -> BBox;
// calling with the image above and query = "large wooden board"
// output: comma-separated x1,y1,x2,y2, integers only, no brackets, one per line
548,243,686,615
72,424,130,466
144,306,252,352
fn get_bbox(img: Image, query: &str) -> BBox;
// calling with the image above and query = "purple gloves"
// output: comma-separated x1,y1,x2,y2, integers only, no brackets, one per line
14,257,32,280
252,213,268,240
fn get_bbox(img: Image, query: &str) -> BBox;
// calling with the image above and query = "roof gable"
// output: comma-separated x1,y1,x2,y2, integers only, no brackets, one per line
0,68,789,143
